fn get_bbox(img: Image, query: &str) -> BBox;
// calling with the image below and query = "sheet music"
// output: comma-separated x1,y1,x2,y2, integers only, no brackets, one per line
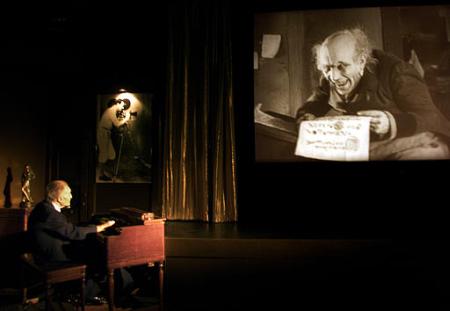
295,116,371,161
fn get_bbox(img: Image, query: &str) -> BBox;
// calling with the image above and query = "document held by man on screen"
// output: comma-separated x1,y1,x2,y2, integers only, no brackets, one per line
295,116,371,161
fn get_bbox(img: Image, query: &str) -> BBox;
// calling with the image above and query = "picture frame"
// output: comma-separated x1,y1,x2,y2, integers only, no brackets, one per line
96,92,153,183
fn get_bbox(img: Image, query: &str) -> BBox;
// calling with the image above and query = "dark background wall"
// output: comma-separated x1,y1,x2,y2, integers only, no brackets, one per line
0,2,165,221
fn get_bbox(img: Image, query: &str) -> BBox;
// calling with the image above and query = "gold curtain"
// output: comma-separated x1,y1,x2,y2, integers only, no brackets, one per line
161,0,237,222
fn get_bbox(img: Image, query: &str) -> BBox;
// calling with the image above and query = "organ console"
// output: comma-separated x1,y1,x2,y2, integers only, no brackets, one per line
1,207,164,310
91,207,165,311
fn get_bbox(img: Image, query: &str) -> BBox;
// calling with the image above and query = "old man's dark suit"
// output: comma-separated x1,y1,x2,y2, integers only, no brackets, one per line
28,200,97,265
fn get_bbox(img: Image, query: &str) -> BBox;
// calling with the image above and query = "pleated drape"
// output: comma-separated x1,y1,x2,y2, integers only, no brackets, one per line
161,0,237,222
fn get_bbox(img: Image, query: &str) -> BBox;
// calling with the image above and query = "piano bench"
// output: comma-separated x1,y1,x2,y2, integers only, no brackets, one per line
20,253,87,311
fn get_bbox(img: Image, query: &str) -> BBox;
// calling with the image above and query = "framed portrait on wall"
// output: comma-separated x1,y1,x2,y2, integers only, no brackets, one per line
96,92,152,183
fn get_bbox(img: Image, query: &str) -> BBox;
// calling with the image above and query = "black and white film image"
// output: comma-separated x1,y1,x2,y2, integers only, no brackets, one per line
254,6,450,162
96,92,152,183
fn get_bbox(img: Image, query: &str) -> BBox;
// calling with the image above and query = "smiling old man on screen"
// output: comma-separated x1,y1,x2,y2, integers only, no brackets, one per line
296,27,450,160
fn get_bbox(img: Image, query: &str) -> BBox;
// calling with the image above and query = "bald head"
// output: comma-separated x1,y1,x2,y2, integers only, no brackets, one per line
313,28,373,98
317,33,359,69
46,180,72,208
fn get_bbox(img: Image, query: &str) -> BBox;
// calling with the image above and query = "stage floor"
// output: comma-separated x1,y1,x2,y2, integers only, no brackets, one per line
163,221,450,311
2,221,450,311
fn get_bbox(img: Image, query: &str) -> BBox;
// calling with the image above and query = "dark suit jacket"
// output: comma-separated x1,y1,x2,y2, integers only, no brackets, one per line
28,200,97,264
298,49,450,138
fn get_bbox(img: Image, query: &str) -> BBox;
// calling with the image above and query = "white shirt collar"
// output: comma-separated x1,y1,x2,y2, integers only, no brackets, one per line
51,201,62,213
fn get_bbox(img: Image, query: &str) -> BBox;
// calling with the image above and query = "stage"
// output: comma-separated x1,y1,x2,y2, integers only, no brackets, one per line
164,221,450,311
1,219,450,311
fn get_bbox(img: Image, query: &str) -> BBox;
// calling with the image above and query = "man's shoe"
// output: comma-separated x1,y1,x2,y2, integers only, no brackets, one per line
130,287,140,296
86,296,108,305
